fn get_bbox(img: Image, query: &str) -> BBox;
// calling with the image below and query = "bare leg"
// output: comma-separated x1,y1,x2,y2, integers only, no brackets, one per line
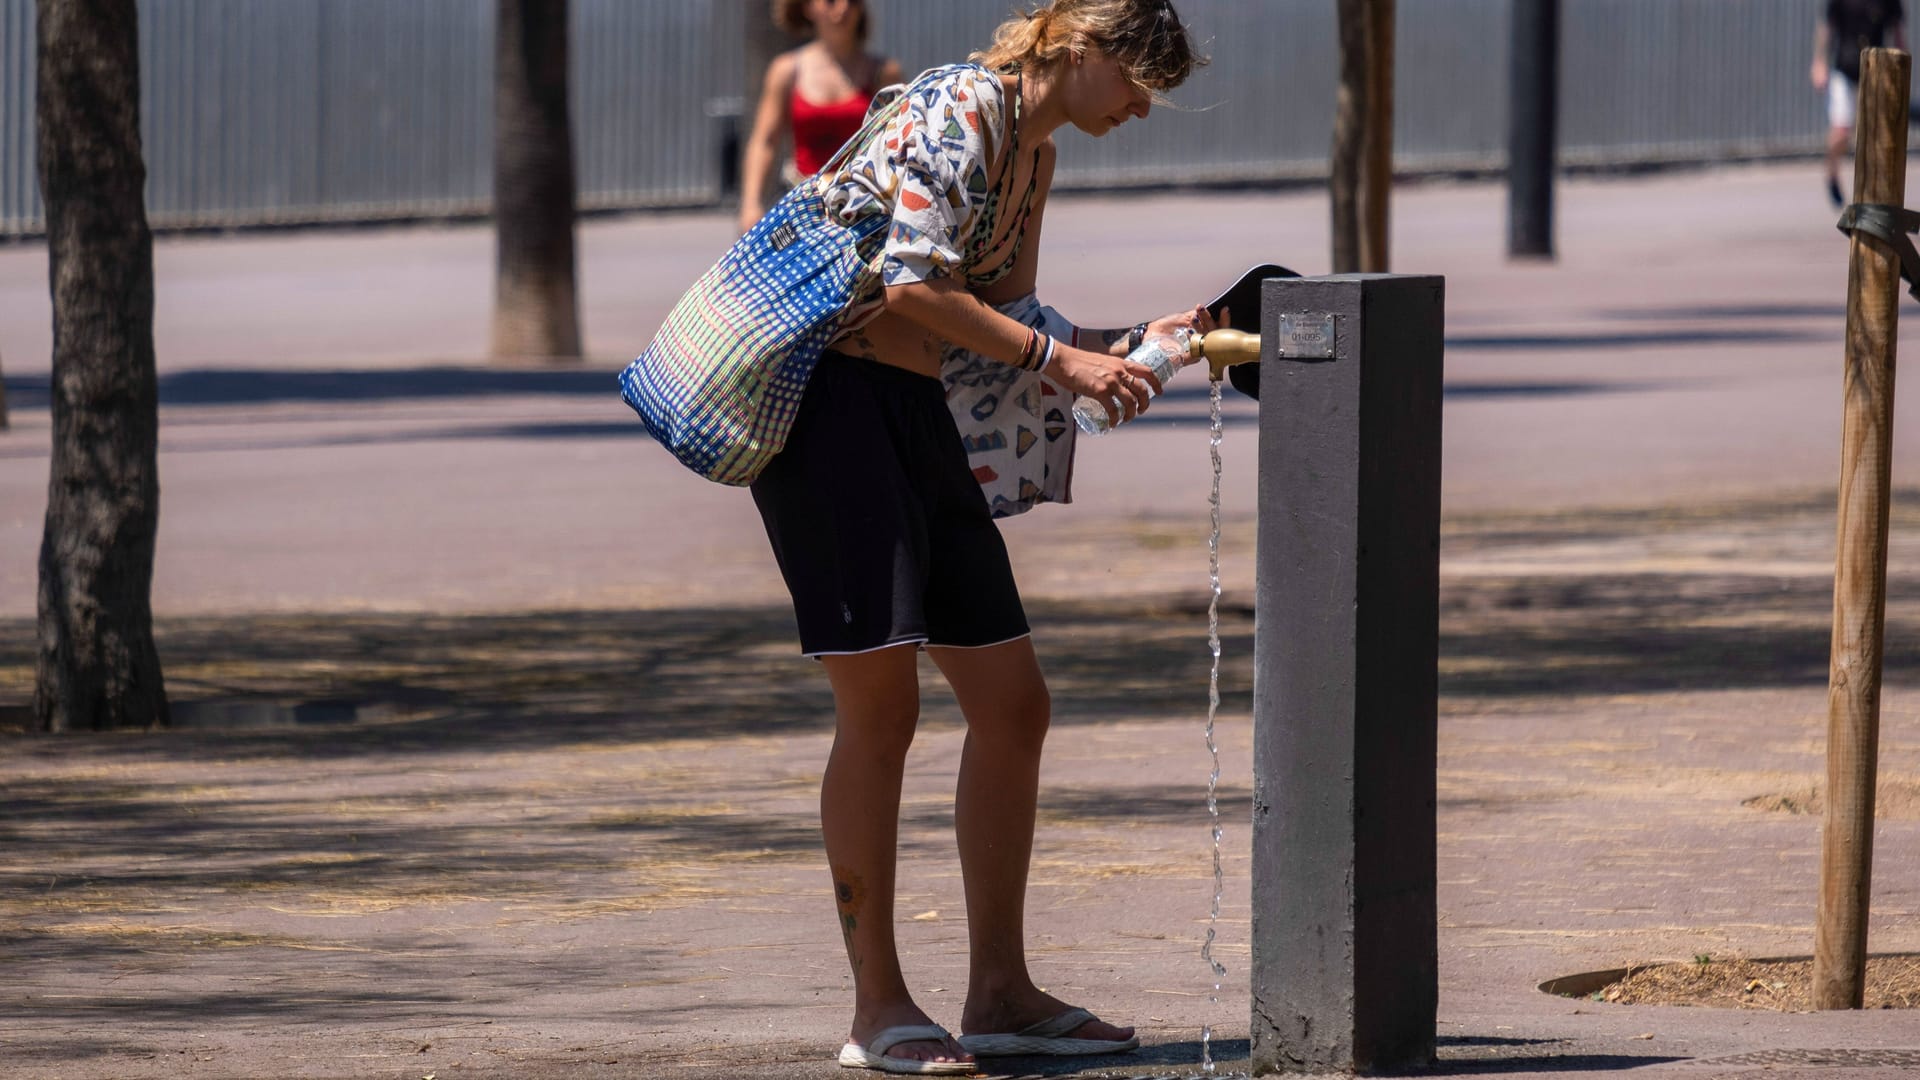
1828,124,1852,198
819,644,970,1067
929,638,1133,1043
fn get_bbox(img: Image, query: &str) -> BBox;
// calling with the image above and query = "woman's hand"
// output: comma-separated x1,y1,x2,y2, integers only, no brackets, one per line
1045,343,1162,428
1144,302,1220,346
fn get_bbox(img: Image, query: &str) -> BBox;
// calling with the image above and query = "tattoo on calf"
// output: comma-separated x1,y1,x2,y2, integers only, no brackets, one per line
833,868,868,973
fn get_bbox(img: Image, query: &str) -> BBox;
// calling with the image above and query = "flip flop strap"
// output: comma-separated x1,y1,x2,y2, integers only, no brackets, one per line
867,1023,954,1058
1019,1007,1096,1039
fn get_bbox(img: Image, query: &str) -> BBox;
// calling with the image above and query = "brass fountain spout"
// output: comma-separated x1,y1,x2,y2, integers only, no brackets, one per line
1188,328,1262,381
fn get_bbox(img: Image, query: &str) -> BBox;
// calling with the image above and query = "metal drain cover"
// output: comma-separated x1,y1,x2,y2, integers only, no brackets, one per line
1701,1048,1920,1068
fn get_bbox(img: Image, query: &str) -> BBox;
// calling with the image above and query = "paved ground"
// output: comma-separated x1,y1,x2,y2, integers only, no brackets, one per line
3,160,1915,615
3,162,1920,1077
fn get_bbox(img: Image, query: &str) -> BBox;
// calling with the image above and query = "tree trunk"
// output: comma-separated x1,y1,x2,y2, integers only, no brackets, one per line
491,0,581,363
1359,0,1394,273
34,0,169,732
1330,0,1368,274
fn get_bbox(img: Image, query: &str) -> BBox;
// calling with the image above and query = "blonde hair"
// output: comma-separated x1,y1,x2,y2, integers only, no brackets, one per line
973,0,1203,97
773,0,869,44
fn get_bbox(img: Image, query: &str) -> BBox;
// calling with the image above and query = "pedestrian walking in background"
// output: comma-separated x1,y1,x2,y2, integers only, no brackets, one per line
1813,0,1907,207
733,0,1212,1072
738,0,903,233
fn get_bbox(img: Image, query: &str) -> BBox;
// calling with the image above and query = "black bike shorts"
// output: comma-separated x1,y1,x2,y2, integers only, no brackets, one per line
750,351,1031,657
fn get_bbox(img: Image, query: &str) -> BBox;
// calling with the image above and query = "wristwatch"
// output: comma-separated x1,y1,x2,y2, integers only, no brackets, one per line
1126,322,1149,353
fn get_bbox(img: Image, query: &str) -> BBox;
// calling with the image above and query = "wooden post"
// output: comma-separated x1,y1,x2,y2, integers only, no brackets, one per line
1815,45,1909,1011
1359,0,1394,273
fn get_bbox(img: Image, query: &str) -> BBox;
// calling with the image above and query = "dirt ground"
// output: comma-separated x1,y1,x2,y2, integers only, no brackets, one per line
1593,955,1920,1011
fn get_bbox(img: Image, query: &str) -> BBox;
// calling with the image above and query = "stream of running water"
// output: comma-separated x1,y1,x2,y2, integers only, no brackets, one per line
1200,377,1227,1074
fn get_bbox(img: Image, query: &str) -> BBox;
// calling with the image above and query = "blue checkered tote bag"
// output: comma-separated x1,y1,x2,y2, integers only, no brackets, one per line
618,100,899,487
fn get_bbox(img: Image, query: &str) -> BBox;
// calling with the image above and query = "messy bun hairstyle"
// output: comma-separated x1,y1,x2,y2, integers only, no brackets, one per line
773,0,870,44
973,0,1204,98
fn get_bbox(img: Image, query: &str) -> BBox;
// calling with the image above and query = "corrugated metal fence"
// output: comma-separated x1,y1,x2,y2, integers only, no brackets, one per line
1,0,1828,238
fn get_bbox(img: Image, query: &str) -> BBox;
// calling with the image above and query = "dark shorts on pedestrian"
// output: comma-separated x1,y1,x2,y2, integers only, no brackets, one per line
750,350,1031,657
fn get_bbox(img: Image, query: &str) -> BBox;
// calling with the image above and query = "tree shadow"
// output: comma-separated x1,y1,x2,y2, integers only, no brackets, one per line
134,419,650,455
1,564,1908,751
968,1037,1251,1076
2,920,714,1034
0,599,1256,758
0,368,616,413
901,785,1254,834
1445,327,1827,352
1439,381,1661,400
1400,1053,1689,1075
0,373,43,410
958,1038,1684,1077
1307,1036,1692,1075
1150,380,1649,413
1596,302,1847,323
1438,571,1920,698
0,366,1669,422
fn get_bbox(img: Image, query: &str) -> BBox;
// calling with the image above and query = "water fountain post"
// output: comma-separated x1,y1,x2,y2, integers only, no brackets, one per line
1247,273,1445,1075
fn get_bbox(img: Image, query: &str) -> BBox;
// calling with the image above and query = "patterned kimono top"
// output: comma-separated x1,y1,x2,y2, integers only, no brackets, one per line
819,63,1076,519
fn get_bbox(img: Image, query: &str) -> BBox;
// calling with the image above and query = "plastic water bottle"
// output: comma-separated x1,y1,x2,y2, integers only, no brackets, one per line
1072,329,1193,436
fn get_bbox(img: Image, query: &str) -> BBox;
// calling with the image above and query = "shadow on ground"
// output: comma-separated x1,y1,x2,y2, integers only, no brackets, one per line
1,545,1905,932
0,598,1258,932
0,597,1255,755
0,363,1705,437
1,368,616,411
8,532,1918,756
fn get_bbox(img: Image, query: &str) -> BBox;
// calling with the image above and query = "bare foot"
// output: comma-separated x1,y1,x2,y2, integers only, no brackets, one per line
961,988,1134,1043
848,1001,974,1068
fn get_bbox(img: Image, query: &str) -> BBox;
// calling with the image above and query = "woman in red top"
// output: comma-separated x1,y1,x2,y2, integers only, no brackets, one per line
738,0,903,234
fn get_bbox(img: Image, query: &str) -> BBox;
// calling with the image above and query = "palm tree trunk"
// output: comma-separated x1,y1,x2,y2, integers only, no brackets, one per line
34,0,169,732
491,0,582,363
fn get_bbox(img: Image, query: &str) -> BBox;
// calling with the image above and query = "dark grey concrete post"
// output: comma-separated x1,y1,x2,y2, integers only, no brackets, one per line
1248,274,1443,1075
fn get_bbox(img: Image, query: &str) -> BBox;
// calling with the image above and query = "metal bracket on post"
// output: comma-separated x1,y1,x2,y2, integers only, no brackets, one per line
1836,203,1920,301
